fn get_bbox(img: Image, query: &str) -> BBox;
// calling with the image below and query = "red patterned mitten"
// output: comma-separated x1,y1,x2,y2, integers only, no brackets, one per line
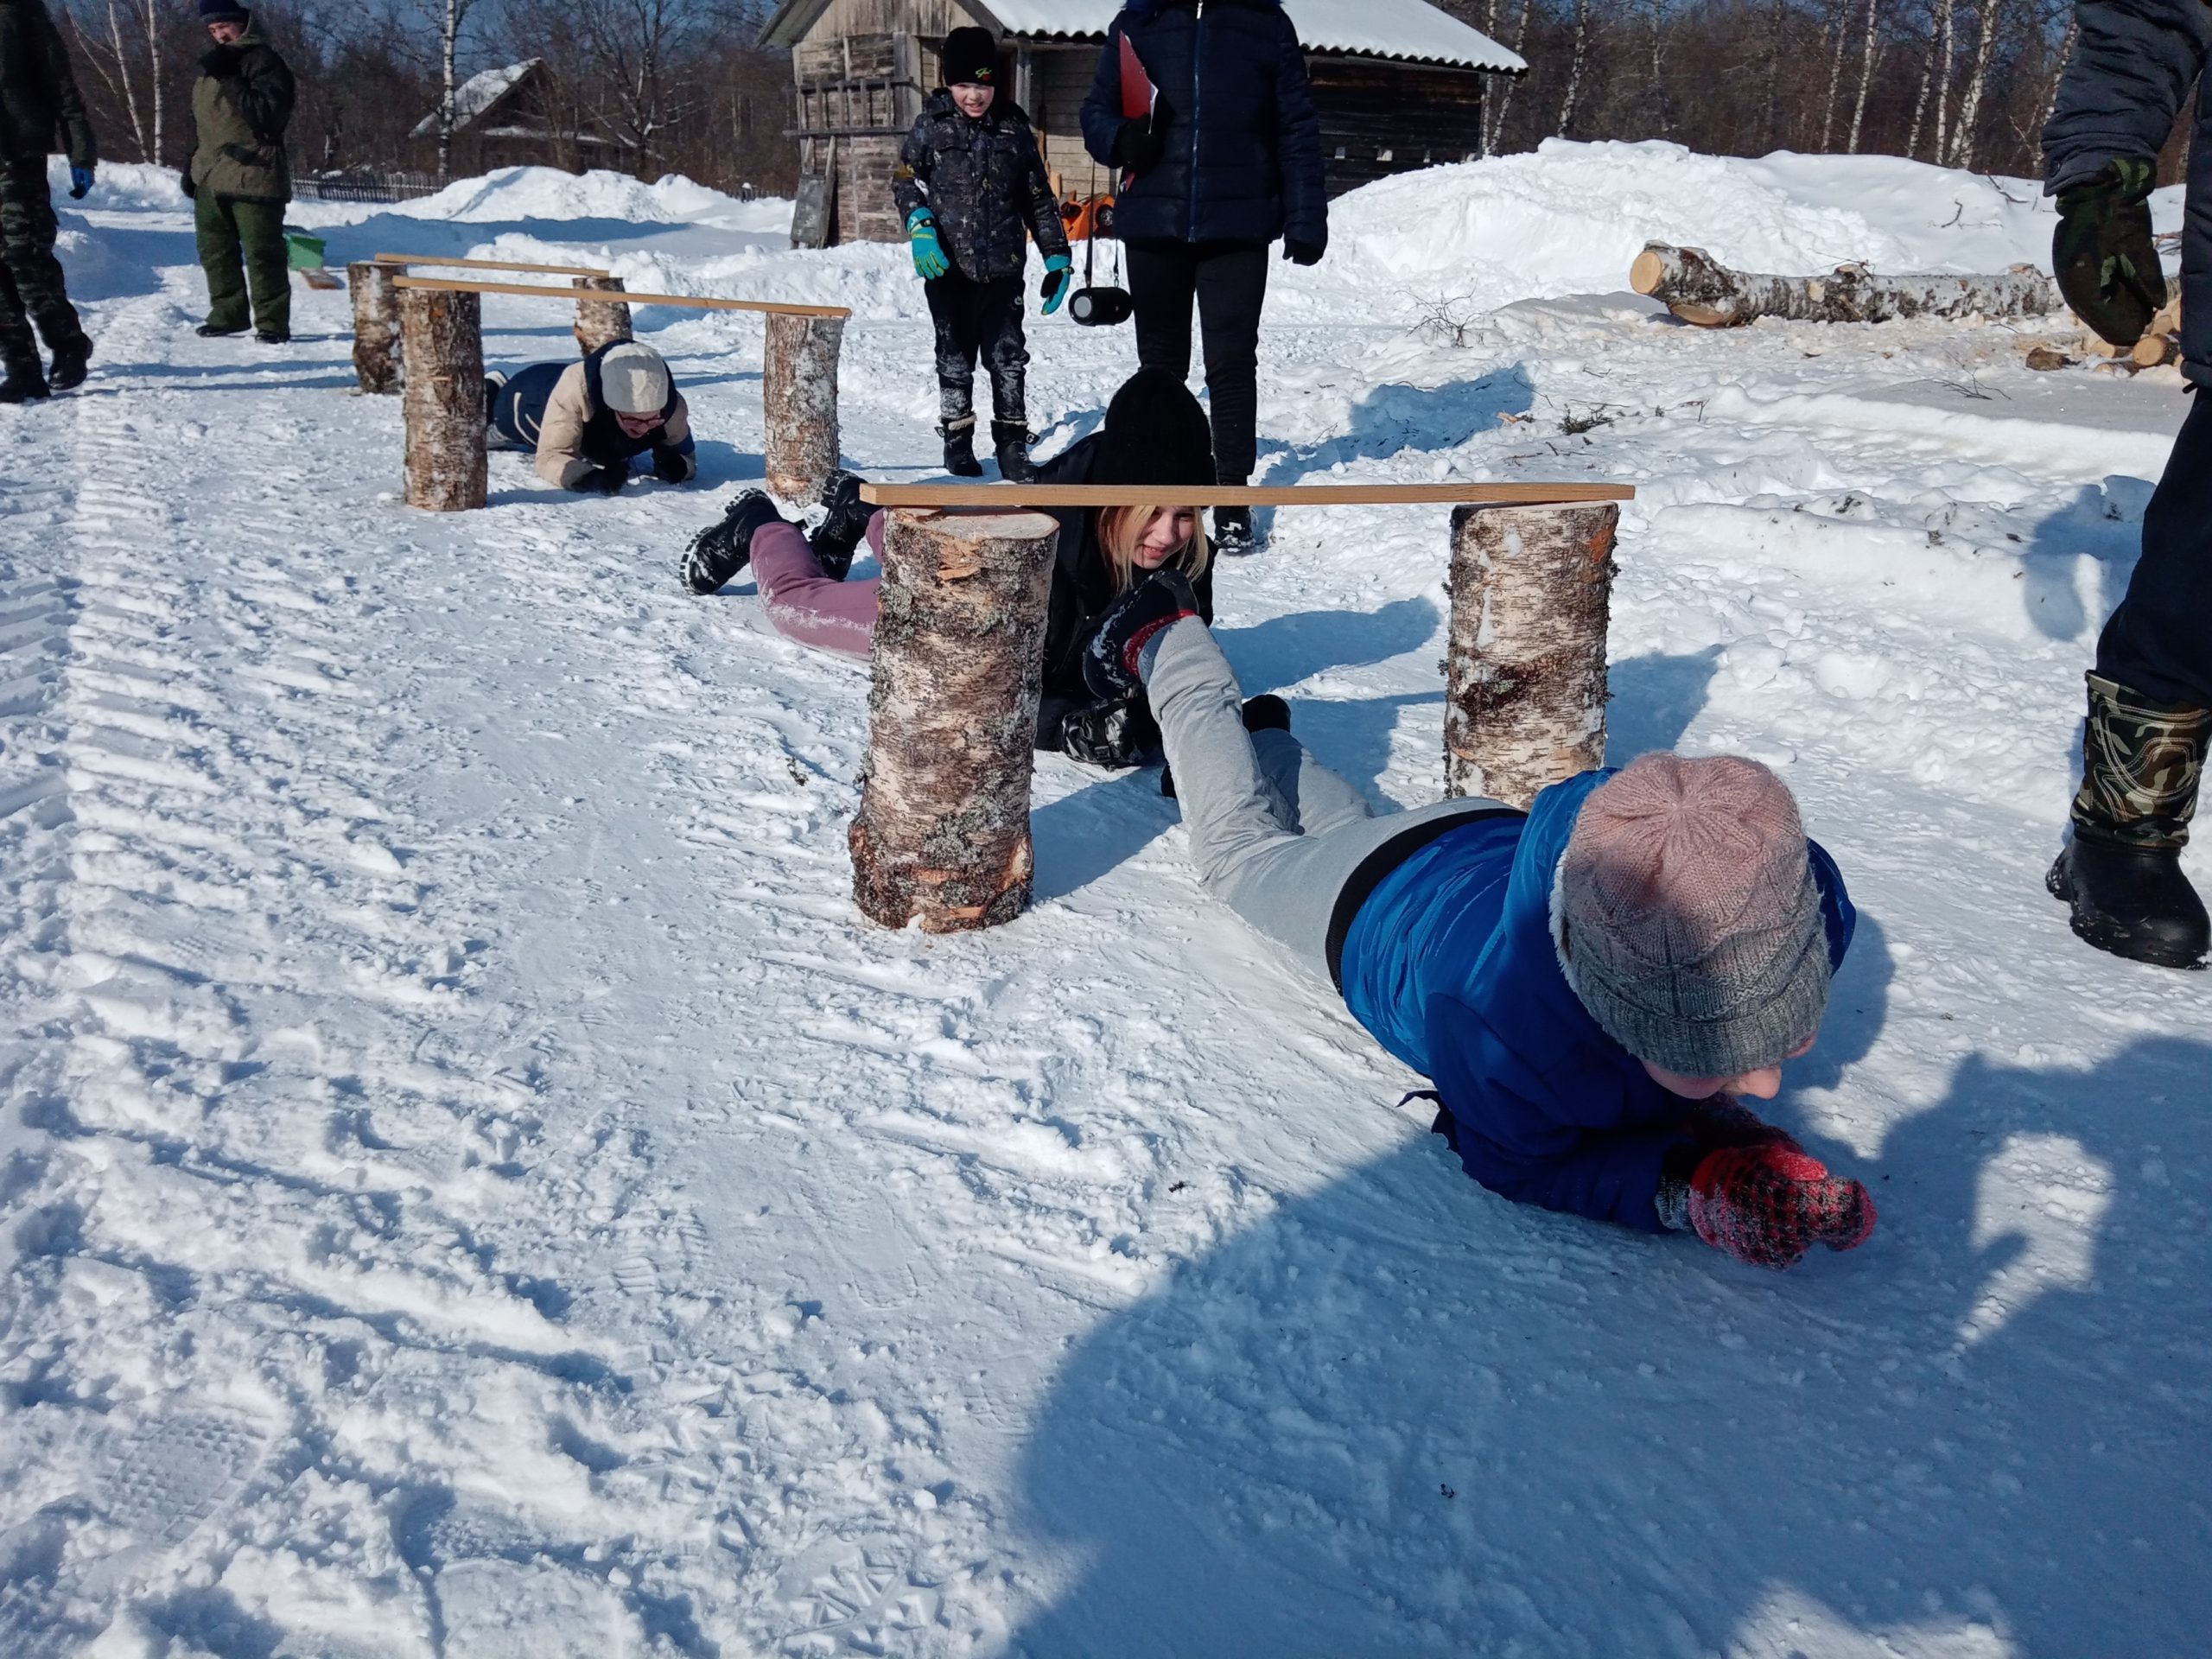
1683,1144,1877,1269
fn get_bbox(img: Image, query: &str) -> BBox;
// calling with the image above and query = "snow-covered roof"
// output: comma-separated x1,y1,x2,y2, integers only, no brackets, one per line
410,60,543,139
761,0,1524,73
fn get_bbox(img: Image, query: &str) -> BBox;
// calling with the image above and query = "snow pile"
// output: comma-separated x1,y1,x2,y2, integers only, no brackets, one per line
44,157,187,211
374,166,788,234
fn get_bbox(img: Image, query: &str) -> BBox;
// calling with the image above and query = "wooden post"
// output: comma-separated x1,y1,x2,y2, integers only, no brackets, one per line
764,312,844,502
850,507,1060,932
1444,503,1618,810
400,287,486,513
573,275,633,354
349,260,401,393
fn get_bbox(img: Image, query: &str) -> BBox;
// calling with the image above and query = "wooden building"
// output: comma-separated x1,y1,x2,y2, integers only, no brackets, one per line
409,60,626,177
759,0,1525,246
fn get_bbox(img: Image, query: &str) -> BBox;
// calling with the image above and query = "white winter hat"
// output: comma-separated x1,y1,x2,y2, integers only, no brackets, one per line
599,342,671,416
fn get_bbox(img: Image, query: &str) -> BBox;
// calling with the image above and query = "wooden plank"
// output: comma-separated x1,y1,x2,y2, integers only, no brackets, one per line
391,276,852,320
377,253,610,277
857,481,1637,509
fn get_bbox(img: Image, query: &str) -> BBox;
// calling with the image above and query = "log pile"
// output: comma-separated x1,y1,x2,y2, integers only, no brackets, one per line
1630,243,2063,329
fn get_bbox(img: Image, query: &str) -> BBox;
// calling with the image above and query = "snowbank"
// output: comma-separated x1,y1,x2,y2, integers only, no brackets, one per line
45,156,187,211
359,166,791,236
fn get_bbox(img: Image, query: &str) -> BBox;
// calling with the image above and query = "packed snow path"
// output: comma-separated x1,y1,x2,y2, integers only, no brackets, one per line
2,147,2208,1657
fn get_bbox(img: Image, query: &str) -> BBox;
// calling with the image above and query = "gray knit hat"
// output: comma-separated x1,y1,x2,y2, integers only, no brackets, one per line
598,342,671,416
1553,753,1830,1078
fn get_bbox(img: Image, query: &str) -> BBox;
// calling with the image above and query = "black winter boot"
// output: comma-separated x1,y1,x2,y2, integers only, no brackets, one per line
48,337,91,392
682,491,790,595
2046,672,2209,969
993,421,1037,484
940,418,983,478
0,362,49,404
1212,505,1258,557
810,470,872,582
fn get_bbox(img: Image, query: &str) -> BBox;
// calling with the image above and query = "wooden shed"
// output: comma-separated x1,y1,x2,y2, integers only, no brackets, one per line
409,60,625,177
759,0,1525,246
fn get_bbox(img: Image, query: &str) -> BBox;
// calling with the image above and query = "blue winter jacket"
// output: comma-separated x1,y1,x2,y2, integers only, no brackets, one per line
2044,0,2211,386
1338,772,1855,1231
1079,0,1327,251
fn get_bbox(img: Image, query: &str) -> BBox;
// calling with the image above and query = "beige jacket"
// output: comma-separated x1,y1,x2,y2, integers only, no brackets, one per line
529,359,696,489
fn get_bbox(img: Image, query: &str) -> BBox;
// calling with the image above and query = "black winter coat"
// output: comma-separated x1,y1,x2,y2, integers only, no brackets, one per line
1079,0,1325,251
2044,0,2211,386
893,92,1069,283
0,0,93,168
1033,431,1217,752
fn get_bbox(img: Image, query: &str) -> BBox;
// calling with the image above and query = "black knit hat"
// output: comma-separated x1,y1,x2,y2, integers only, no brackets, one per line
1094,369,1217,489
200,0,251,21
940,27,1000,88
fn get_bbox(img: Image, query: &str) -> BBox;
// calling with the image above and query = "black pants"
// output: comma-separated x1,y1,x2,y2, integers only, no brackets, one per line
1127,240,1268,484
0,153,86,373
925,270,1027,430
2098,391,2212,709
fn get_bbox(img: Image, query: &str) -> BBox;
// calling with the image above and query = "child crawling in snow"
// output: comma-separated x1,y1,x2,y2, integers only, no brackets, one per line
1083,574,1878,1269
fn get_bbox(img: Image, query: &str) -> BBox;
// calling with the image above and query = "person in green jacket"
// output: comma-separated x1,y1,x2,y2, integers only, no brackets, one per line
185,0,294,344
0,0,97,401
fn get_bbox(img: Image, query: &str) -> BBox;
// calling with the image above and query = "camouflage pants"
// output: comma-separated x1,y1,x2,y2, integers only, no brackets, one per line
0,153,86,374
924,270,1027,429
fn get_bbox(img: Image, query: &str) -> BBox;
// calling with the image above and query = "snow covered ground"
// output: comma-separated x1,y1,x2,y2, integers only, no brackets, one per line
3,143,2208,1657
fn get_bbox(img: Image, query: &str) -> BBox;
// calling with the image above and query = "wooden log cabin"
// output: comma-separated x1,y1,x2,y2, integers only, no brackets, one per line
759,0,1525,246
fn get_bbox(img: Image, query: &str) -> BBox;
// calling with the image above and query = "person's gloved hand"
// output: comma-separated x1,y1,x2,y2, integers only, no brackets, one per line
907,208,949,281
200,43,242,78
1059,699,1149,768
651,447,693,483
1039,253,1072,315
575,466,626,496
181,170,197,200
68,164,94,200
1115,96,1173,177
2053,156,2167,347
1281,235,1325,268
1673,1142,1877,1269
1084,567,1200,701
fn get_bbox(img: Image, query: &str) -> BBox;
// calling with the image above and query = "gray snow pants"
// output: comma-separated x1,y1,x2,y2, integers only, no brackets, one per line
1144,618,1507,985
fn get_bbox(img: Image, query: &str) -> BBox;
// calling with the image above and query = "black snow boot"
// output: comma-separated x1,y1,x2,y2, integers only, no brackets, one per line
195,321,245,338
2046,672,2209,969
940,417,983,478
48,337,91,392
810,470,872,582
1162,696,1290,800
0,362,50,404
682,491,790,595
1212,505,1259,557
993,420,1037,484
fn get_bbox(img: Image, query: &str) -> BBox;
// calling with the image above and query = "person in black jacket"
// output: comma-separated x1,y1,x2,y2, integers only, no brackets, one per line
0,0,96,401
2040,0,2211,969
1081,0,1326,556
893,25,1071,482
678,369,1221,769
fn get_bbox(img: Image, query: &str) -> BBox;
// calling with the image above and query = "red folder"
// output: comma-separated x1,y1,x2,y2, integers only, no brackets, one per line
1119,33,1155,120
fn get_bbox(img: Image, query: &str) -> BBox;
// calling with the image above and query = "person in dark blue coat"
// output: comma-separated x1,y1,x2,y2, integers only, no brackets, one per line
1082,0,1326,556
1081,586,1878,1270
2040,0,2212,969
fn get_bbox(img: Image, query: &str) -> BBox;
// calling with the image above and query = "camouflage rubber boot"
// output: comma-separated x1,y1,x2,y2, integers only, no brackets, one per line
2046,672,2210,969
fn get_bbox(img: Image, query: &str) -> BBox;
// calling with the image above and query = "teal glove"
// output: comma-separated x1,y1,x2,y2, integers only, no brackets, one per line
1039,253,1073,315
908,209,950,281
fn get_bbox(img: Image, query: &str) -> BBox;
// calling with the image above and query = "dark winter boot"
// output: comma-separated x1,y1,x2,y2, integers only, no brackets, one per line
1212,505,1259,557
1162,696,1290,799
810,470,872,582
993,421,1037,484
2046,672,2209,969
195,321,246,339
48,337,92,392
940,417,983,478
0,362,50,404
682,491,790,595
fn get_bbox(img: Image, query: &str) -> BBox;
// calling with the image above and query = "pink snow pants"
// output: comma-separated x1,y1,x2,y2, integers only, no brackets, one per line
749,512,887,661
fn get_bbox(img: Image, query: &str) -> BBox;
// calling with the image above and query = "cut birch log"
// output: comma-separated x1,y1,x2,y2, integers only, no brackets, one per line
2130,297,2184,367
400,286,486,513
349,260,402,393
1444,503,1618,810
764,312,845,502
573,275,633,354
1630,243,2063,328
850,507,1060,933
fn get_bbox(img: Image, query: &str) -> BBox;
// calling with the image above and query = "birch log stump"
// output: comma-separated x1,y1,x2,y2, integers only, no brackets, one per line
1630,243,2063,328
400,287,486,512
764,312,845,501
573,275,633,353
850,507,1060,932
1444,504,1618,809
349,261,401,393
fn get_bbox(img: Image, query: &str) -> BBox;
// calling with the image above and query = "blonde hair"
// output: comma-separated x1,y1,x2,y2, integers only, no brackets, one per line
1097,505,1211,594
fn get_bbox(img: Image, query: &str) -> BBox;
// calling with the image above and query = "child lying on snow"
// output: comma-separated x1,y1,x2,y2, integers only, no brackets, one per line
1084,574,1878,1269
